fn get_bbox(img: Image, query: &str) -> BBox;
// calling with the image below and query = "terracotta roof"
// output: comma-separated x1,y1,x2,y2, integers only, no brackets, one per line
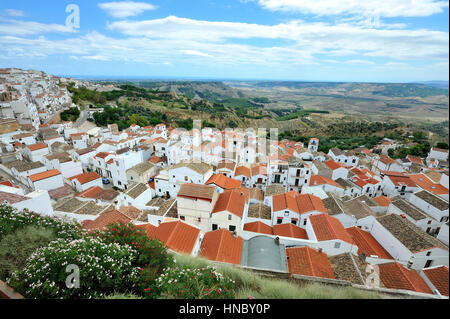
235,166,251,178
212,189,246,218
409,174,449,195
135,223,158,237
273,223,308,239
244,221,273,235
251,163,267,176
95,152,111,159
206,174,242,189
177,183,217,201
273,192,327,215
200,229,243,265
324,160,345,171
309,214,353,244
286,246,335,279
309,175,343,189
27,143,47,152
76,186,119,201
346,227,392,259
379,155,397,165
423,266,449,297
147,220,200,255
29,169,61,182
373,195,392,207
69,172,101,185
378,263,433,294
84,210,131,231
387,174,417,188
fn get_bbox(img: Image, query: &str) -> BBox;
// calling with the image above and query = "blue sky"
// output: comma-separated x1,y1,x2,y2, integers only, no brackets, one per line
0,0,448,82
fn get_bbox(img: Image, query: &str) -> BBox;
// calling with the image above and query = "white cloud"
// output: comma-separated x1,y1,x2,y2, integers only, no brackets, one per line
345,59,376,65
256,0,449,17
4,9,25,17
98,1,157,18
182,50,213,58
0,19,77,36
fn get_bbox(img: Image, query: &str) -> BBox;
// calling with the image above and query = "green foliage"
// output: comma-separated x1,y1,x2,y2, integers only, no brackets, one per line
98,223,173,273
142,265,236,299
326,121,399,136
0,226,56,281
127,114,148,127
60,107,80,122
8,237,141,299
0,205,83,241
68,84,107,105
436,142,449,149
276,109,330,122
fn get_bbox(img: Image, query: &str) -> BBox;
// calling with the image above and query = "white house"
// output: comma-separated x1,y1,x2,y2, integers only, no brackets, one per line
69,171,103,192
28,169,64,191
23,143,49,163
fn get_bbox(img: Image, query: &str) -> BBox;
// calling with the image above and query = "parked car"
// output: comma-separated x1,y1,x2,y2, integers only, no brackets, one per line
102,178,111,185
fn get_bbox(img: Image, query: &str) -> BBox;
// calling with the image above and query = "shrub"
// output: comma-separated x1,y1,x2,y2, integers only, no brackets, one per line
8,237,141,299
0,226,57,281
98,223,173,272
142,265,236,299
0,205,83,241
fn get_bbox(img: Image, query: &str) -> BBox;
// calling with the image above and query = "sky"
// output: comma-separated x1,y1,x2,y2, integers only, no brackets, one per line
0,0,448,82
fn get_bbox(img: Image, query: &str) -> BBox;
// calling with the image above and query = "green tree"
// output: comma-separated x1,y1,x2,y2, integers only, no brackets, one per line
127,114,148,127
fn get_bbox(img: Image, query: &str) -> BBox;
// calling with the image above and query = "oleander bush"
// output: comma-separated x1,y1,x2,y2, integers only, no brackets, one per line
0,225,57,281
0,205,82,241
7,237,141,299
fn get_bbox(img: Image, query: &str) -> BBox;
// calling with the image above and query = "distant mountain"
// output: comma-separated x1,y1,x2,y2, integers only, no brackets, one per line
413,81,449,90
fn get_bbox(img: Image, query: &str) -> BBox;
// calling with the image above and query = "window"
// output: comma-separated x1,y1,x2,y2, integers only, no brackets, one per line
130,176,133,180
426,251,431,257
197,217,201,223
284,211,289,216
334,242,341,249
212,224,218,231
180,216,185,221
291,220,297,225
229,225,236,232
277,218,283,225
185,176,188,181
303,220,307,226
228,214,232,221
118,181,122,185
428,220,432,225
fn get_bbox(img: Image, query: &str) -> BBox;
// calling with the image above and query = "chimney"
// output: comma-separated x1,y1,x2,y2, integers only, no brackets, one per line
274,236,280,245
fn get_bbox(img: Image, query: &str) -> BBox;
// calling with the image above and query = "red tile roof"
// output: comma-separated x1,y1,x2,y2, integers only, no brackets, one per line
29,169,61,182
346,227,392,259
324,160,345,171
84,210,131,231
286,246,335,279
309,214,353,244
309,175,343,189
373,195,392,207
387,175,418,188
235,166,251,178
409,174,449,195
206,174,242,190
273,223,308,239
200,229,243,265
243,221,274,235
147,220,200,255
273,193,327,215
423,266,449,296
378,263,433,294
27,143,47,152
69,172,101,185
212,189,246,218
